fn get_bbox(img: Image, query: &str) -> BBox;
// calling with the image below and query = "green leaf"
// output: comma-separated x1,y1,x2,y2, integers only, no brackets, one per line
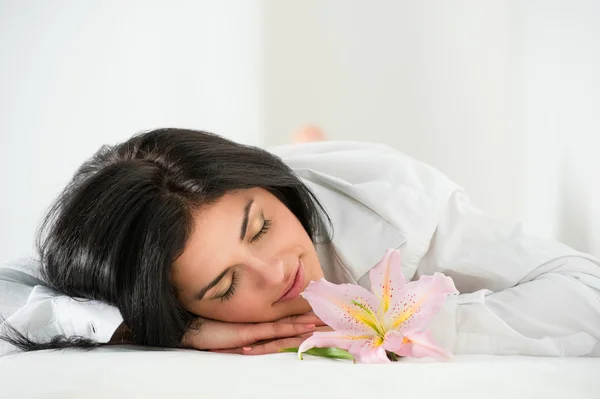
279,347,355,362
278,347,300,353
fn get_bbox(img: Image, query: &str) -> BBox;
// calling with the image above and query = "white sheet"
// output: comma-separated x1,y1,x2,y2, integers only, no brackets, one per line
1,347,598,398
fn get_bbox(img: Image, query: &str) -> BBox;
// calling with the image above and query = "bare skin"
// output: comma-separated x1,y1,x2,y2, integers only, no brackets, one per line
291,125,326,144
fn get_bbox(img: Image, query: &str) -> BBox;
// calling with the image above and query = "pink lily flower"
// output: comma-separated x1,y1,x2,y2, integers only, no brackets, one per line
298,249,458,364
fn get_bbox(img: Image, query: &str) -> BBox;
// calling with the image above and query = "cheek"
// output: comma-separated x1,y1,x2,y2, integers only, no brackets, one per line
278,216,322,275
272,212,312,249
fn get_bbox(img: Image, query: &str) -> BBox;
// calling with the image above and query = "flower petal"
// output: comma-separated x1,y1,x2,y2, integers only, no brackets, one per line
401,331,451,360
348,339,390,364
298,331,355,353
385,273,458,332
382,329,407,353
298,331,373,361
301,279,383,336
369,249,406,314
389,342,413,358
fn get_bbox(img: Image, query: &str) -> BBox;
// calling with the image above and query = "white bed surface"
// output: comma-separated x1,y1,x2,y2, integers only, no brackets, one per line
1,346,598,398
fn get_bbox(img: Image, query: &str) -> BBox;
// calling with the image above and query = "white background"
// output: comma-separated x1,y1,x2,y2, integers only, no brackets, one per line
1,0,598,264
263,0,600,256
0,1,263,263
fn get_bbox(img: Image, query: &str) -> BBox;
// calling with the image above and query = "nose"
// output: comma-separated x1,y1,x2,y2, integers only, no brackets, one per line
248,255,285,288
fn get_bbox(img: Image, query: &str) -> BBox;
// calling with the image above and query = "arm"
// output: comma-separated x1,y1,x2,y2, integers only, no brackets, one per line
0,259,123,356
419,191,600,357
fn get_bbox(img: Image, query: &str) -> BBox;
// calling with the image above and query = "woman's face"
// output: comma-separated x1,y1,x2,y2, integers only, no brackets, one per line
172,187,324,323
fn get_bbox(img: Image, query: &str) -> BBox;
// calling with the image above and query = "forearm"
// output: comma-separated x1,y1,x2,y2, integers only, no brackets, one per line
449,256,600,356
420,191,600,357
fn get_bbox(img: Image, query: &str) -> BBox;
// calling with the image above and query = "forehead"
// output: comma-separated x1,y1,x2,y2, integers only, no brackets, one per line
178,190,250,266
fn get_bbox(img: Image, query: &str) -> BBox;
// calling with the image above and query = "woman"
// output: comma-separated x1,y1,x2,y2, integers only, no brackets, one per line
1,128,599,357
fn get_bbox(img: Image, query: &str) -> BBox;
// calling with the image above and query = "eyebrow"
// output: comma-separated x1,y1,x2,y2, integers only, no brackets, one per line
239,199,254,241
195,198,254,301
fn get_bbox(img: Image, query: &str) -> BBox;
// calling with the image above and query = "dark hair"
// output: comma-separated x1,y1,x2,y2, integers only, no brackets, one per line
1,128,331,352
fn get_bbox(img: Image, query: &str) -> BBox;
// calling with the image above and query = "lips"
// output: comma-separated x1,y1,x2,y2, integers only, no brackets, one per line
276,260,305,303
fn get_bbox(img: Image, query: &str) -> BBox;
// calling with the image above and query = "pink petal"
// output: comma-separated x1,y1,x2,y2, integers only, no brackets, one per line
301,279,382,336
369,249,406,314
298,331,356,355
390,343,414,358
385,273,458,333
298,331,390,364
402,330,451,360
382,329,407,353
348,340,390,364
384,330,449,359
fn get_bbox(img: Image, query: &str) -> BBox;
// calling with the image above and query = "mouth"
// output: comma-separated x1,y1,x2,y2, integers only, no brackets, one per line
275,259,305,303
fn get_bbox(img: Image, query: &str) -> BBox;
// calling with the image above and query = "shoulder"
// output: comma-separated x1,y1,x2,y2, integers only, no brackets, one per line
268,140,461,197
267,141,404,179
269,141,464,284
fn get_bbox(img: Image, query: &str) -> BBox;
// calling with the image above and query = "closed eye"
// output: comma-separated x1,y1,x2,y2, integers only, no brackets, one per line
250,219,271,243
219,271,238,302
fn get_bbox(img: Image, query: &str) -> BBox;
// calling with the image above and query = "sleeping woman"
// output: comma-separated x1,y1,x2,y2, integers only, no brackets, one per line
1,127,599,357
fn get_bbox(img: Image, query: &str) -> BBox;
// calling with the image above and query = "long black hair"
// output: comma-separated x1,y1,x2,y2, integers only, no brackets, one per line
1,128,331,351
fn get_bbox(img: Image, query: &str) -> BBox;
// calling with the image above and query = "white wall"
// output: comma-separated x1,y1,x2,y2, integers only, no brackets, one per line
263,0,521,224
2,0,598,263
516,0,600,254
263,0,600,256
0,0,263,264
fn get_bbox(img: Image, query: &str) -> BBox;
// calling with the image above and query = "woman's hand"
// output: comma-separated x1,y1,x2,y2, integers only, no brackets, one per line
213,325,334,356
182,312,329,354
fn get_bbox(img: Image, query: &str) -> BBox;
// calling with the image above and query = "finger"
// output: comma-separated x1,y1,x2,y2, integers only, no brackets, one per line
230,326,335,355
242,337,306,356
241,322,316,344
209,347,246,355
275,326,333,341
314,325,334,333
278,313,326,326
243,326,334,355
